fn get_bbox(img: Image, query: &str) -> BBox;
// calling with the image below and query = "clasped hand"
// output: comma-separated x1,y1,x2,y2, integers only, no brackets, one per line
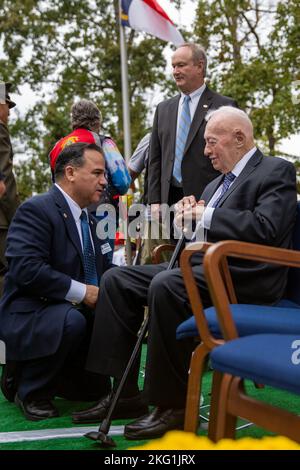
174,196,205,235
84,285,99,309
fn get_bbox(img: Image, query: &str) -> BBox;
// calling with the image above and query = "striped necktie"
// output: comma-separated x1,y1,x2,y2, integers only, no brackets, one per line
212,172,236,208
173,95,191,184
80,211,98,286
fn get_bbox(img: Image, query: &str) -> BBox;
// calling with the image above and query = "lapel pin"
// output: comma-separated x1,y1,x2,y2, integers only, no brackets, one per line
203,104,208,108
63,213,68,218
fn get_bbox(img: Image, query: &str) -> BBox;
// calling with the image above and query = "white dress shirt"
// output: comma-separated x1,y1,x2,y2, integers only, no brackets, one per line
172,84,207,188
176,83,206,135
55,183,92,304
201,147,257,230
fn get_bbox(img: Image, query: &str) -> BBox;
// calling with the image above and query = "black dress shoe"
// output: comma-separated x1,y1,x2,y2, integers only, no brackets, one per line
15,394,59,421
124,407,184,440
72,392,148,424
1,362,20,402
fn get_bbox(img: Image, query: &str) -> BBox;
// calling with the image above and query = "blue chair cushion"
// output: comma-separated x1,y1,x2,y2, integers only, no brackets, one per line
176,303,300,340
276,299,300,308
211,334,300,395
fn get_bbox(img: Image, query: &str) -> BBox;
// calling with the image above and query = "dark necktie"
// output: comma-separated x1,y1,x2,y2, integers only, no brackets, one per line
80,211,98,286
173,95,191,184
212,172,236,208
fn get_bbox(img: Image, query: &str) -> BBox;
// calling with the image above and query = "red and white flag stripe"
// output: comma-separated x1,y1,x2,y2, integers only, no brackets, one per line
121,0,184,46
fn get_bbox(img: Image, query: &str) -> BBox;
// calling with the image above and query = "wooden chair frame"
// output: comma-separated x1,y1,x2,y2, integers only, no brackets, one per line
203,240,300,442
179,242,237,432
152,244,175,265
208,371,300,443
204,240,300,342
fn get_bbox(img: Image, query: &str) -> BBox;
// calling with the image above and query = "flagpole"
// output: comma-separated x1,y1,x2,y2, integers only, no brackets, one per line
119,0,132,265
119,4,132,162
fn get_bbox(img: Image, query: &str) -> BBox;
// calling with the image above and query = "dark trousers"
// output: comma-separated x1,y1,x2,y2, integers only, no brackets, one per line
18,308,111,401
86,263,212,409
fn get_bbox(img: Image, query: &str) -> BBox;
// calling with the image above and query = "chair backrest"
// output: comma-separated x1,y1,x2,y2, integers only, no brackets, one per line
285,201,300,305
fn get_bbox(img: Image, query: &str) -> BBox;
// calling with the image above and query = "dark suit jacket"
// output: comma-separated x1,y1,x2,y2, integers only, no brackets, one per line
0,185,112,361
199,150,297,304
148,87,238,204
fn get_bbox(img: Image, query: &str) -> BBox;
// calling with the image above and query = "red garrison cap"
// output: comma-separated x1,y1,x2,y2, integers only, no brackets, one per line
49,128,97,170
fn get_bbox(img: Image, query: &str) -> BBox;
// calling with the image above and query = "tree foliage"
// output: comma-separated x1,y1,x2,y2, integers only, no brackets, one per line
0,0,299,198
0,0,170,198
193,0,300,154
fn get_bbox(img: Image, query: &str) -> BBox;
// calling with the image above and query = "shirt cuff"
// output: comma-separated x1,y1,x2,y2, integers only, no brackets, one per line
202,207,215,230
65,280,86,304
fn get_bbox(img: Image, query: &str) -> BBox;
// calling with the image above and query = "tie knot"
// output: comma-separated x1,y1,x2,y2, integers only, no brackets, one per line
224,172,235,184
80,210,88,222
183,95,191,103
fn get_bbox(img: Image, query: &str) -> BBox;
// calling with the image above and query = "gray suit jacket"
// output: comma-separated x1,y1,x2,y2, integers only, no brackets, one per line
148,87,238,204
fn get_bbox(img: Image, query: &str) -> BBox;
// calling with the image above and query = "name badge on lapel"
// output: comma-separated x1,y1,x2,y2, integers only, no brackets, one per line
101,242,112,255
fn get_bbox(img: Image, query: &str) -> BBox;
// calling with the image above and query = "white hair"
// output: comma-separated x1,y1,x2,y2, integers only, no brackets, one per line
207,106,252,126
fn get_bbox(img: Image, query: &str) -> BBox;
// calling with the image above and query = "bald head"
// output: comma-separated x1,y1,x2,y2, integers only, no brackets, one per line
206,106,253,139
204,107,256,173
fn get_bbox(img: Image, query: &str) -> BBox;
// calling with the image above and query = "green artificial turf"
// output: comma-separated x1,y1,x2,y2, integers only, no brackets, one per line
1,344,300,450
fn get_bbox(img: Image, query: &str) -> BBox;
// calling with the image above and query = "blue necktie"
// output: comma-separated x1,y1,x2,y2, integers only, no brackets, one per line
173,95,191,184
212,172,236,208
80,211,98,286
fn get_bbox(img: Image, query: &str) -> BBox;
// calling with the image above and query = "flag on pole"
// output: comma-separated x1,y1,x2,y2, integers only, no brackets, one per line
121,0,184,46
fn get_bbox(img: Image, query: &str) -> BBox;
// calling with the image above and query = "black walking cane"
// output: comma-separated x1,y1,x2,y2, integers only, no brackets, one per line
84,234,186,447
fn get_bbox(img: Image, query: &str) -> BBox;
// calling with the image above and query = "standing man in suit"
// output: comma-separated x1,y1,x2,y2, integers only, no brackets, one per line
73,107,297,438
0,82,20,296
0,143,115,420
148,43,237,221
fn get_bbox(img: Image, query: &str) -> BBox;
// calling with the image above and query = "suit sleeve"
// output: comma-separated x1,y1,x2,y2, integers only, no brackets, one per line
0,123,20,224
147,107,162,204
5,199,72,299
209,161,297,245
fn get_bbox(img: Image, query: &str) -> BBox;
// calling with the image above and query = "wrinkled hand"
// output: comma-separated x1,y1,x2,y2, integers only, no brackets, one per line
150,203,161,221
83,285,99,309
174,197,205,234
174,195,197,214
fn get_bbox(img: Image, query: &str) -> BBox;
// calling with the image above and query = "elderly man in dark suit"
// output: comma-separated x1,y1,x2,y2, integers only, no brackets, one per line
73,107,297,439
148,43,237,221
0,142,143,421
0,82,20,296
